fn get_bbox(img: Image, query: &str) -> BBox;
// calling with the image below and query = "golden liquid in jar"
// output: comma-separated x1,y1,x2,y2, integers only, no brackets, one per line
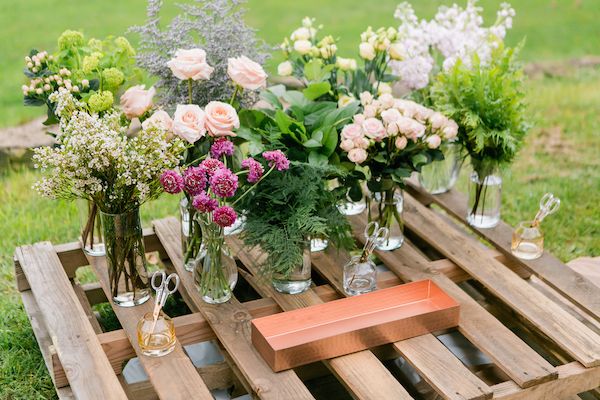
137,314,177,357
511,234,544,260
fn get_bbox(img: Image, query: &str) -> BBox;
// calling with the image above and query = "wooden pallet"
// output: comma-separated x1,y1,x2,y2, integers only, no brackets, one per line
14,184,600,400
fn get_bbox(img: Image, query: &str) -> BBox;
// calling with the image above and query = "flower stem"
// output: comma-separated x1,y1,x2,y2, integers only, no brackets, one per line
229,85,240,105
188,79,193,104
232,165,276,206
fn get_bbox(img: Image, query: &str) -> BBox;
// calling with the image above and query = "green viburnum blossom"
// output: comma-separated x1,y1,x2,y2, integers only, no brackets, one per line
88,38,103,52
88,91,114,113
102,68,125,89
82,52,103,74
115,37,135,56
58,30,84,51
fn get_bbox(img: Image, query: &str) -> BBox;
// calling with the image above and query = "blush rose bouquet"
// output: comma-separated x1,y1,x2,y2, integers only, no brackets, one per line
340,91,458,250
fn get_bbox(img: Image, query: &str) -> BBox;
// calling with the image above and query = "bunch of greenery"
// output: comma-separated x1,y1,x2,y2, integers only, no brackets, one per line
238,162,354,277
430,43,528,178
22,30,141,125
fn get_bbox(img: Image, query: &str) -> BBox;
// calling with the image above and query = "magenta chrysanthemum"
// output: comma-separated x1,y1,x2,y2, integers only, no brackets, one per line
192,192,218,213
262,150,290,171
183,166,207,196
213,205,237,228
241,158,264,183
210,138,235,159
200,157,225,176
209,168,238,198
160,170,184,194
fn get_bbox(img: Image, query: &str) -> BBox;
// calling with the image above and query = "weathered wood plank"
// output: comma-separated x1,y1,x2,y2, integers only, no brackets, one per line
402,194,600,368
348,214,558,388
153,217,315,400
230,238,415,400
311,250,493,400
406,183,600,322
88,255,213,400
15,243,127,400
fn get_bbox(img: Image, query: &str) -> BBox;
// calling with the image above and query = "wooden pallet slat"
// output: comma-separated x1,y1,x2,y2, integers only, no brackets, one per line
88,255,213,400
231,239,415,400
153,217,315,400
402,193,600,368
15,243,128,400
406,183,600,322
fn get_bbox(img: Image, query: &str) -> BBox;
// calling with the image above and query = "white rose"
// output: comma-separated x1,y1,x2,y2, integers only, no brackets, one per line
142,110,174,132
167,48,214,81
426,134,442,149
338,95,355,108
120,85,155,120
227,56,267,90
294,40,312,55
277,61,293,76
381,108,401,124
173,104,206,143
363,105,377,118
388,43,406,60
336,57,357,71
378,93,395,108
377,82,393,96
359,42,376,60
291,27,311,41
359,91,373,106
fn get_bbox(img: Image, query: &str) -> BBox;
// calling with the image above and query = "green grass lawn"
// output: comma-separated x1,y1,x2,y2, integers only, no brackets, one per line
1,0,600,399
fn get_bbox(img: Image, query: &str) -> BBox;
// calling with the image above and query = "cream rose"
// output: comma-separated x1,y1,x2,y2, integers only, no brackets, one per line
363,105,377,118
429,112,448,130
167,48,214,81
340,139,355,152
353,113,366,124
397,116,425,140
395,136,408,150
442,120,459,139
336,57,357,71
277,61,293,76
353,137,370,149
348,148,368,164
338,95,355,108
173,104,206,143
359,91,373,106
341,123,364,141
120,85,155,119
227,56,267,90
388,42,405,60
204,101,240,137
378,93,395,109
377,82,393,96
294,40,312,55
359,42,376,60
426,134,442,149
381,108,401,124
362,118,386,141
142,110,174,132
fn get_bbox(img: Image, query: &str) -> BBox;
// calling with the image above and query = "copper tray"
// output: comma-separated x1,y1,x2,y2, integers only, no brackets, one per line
251,279,460,371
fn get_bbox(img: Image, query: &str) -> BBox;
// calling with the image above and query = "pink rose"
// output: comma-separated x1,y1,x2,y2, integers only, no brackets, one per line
120,85,155,119
340,139,355,151
363,105,377,118
396,116,425,140
353,137,370,149
395,136,408,150
341,123,363,141
204,101,239,137
227,56,267,90
378,93,395,109
359,91,373,106
173,104,206,143
381,108,401,124
362,118,386,141
386,122,399,136
442,120,458,139
353,113,366,124
167,48,214,81
426,134,442,149
142,110,173,132
348,148,368,164
429,112,448,130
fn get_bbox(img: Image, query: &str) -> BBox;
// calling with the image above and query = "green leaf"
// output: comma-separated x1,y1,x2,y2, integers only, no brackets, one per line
308,151,328,166
321,127,338,156
303,82,331,101
260,90,282,109
303,139,322,148
311,130,324,142
268,84,287,97
411,153,429,168
282,91,309,108
392,168,412,183
23,96,44,107
304,59,324,82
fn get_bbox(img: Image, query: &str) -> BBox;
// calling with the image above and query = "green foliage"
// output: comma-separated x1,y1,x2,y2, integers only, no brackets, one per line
431,44,529,177
238,163,354,277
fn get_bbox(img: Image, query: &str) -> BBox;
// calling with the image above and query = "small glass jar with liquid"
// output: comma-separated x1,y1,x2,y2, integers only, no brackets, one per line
137,311,176,357
343,255,377,296
511,221,544,260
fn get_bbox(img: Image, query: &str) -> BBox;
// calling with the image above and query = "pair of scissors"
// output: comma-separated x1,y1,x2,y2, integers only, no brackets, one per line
532,193,560,227
361,221,390,262
148,271,180,336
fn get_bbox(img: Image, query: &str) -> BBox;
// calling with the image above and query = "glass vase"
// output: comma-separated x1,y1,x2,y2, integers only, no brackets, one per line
343,255,377,296
337,187,367,216
418,142,462,195
367,187,404,251
271,241,312,294
467,169,502,228
78,199,105,256
100,208,150,307
193,214,238,304
180,197,205,272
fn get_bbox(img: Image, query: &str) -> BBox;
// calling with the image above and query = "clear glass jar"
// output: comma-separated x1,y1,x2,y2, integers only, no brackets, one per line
272,241,312,294
343,255,377,296
418,141,462,195
100,208,150,307
367,187,404,251
193,214,238,304
78,199,105,256
467,169,502,229
337,187,367,216
224,212,246,236
180,197,205,272
137,311,176,357
511,221,544,260
310,237,329,252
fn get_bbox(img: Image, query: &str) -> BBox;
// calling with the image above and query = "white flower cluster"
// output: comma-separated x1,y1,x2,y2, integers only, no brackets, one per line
22,52,89,97
33,92,185,213
391,0,515,90
358,26,399,61
279,17,338,63
339,91,458,164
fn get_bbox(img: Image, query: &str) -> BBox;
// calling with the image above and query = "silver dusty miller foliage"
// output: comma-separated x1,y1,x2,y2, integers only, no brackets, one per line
130,0,270,108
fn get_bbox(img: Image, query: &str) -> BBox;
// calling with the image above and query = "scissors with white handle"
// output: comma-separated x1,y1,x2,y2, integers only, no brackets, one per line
147,271,179,338
532,193,560,226
361,221,389,262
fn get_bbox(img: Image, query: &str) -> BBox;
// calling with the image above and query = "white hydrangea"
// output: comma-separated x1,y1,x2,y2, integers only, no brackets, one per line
391,0,515,90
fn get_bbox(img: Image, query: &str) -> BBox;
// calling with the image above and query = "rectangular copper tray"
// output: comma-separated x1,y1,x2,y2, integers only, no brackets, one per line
251,279,460,371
